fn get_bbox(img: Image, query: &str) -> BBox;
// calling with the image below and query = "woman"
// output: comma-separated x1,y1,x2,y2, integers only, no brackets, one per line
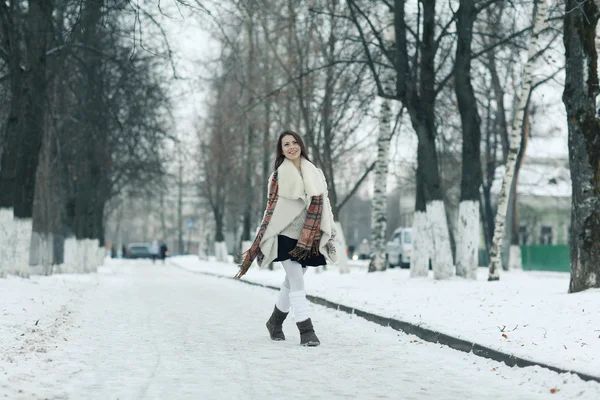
234,131,337,346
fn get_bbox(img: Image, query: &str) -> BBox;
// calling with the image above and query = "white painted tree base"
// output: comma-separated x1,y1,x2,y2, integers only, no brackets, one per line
215,241,228,262
6,217,33,278
84,239,101,273
60,238,100,274
334,221,350,274
456,201,479,280
0,208,13,278
410,211,430,278
63,238,78,273
30,233,55,275
369,253,386,272
427,200,455,280
509,245,523,270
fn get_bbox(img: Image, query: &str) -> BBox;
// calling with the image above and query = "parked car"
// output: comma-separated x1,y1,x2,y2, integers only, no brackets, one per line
125,243,153,259
385,227,412,268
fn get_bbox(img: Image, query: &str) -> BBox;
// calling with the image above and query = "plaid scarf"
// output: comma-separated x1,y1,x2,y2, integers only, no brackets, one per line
234,170,324,279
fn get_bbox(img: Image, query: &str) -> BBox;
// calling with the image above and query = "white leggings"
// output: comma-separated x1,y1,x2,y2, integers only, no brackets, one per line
275,259,310,322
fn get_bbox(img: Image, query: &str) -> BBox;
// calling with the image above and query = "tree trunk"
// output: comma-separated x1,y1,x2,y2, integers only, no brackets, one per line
0,0,23,210
507,106,531,270
242,10,255,243
489,0,547,281
410,156,430,277
177,155,184,253
481,98,497,253
454,0,482,279
14,0,53,220
562,0,600,293
368,99,392,272
242,125,255,242
410,0,454,280
160,191,167,241
0,14,21,275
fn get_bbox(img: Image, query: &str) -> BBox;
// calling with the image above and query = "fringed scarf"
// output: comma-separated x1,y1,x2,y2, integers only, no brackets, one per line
234,170,324,279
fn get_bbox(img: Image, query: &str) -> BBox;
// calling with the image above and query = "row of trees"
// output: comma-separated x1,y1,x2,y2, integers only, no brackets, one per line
0,0,172,277
196,0,381,269
196,0,598,292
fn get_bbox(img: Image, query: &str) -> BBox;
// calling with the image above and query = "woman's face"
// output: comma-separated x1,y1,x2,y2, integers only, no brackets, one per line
281,135,301,161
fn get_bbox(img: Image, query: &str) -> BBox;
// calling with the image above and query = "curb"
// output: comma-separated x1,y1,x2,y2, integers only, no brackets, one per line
170,261,600,384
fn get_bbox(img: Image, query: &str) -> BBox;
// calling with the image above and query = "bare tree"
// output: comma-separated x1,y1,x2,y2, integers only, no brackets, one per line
454,0,483,279
488,0,547,281
562,0,600,293
347,0,455,279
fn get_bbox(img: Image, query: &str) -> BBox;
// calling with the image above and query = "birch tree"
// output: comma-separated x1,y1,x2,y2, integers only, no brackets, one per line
348,0,455,279
368,97,392,272
562,0,600,293
488,0,547,281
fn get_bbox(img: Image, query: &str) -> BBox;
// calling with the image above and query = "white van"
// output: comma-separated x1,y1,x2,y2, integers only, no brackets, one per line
385,227,412,268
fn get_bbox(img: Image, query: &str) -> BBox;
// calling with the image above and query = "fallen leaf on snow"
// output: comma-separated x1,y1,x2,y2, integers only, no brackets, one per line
550,388,559,394
502,333,508,339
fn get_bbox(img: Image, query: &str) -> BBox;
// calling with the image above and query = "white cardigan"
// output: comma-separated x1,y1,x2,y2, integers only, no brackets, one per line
258,158,337,267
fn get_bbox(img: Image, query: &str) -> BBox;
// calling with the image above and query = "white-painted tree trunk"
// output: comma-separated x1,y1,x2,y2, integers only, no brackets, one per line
9,217,32,277
489,0,547,280
456,200,479,279
98,245,106,268
84,239,100,273
215,241,228,262
334,221,350,274
368,98,392,272
62,237,78,273
509,245,523,270
0,208,13,278
427,200,454,280
410,211,430,277
77,240,86,273
34,233,54,276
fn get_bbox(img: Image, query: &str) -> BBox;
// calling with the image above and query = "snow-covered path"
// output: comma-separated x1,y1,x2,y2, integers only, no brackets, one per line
3,261,599,399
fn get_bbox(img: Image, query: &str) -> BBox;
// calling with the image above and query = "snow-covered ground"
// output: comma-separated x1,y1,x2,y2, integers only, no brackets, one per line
0,258,598,399
171,256,600,380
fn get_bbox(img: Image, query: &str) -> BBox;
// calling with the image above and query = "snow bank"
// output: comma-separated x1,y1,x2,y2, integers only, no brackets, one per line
0,273,97,392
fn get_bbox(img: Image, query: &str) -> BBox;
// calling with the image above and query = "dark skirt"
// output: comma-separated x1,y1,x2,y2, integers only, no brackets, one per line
273,235,327,267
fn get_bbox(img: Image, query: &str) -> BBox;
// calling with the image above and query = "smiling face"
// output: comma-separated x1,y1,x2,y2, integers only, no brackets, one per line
281,134,301,162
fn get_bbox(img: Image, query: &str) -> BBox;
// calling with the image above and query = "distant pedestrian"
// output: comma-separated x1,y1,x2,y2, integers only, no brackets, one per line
150,240,159,264
234,131,337,346
160,243,168,264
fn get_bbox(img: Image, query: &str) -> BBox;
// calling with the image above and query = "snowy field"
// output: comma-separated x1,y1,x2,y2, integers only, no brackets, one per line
0,258,598,399
171,256,600,381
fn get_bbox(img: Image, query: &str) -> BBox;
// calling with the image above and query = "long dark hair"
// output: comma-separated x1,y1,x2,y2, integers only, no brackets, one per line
273,130,310,170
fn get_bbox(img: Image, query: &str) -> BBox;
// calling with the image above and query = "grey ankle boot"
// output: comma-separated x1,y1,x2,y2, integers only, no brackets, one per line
266,305,288,341
296,318,320,347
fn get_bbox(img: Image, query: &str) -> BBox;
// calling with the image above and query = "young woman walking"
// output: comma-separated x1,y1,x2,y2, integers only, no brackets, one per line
234,131,337,346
